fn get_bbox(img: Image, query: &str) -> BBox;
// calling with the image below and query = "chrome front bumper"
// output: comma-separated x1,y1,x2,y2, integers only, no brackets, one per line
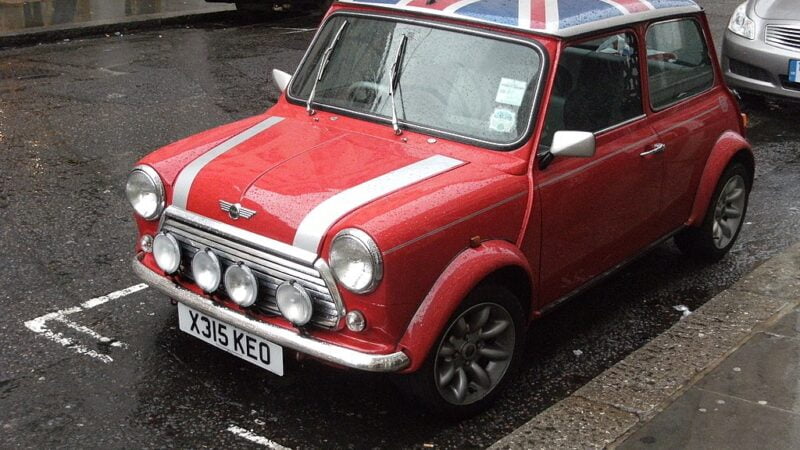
132,257,410,373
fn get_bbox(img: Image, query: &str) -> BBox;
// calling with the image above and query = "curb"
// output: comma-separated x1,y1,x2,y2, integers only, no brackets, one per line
0,7,235,49
491,242,800,449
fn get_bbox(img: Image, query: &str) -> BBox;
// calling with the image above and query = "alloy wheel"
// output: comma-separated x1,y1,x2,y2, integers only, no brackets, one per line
434,302,515,405
712,174,746,249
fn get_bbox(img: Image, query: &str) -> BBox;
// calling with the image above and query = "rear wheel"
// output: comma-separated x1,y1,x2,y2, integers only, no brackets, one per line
394,284,525,417
675,162,750,261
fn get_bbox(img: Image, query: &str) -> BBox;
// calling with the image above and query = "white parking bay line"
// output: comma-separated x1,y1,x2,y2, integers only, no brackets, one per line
227,425,291,449
24,283,148,362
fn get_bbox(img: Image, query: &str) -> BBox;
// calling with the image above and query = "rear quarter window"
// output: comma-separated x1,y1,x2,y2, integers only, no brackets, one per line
645,19,714,110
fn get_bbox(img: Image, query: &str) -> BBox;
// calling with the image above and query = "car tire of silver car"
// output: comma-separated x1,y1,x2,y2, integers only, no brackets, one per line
393,284,525,418
675,162,750,261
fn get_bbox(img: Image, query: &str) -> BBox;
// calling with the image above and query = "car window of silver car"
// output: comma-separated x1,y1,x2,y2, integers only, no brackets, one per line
288,14,543,149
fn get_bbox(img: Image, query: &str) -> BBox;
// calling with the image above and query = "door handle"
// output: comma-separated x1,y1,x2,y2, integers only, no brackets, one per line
640,143,666,157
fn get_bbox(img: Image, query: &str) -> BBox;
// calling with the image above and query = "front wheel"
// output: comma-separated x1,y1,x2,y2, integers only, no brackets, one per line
675,162,750,261
394,285,525,417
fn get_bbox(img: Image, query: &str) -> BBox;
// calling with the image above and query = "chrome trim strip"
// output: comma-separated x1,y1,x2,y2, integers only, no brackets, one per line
165,206,318,266
293,155,465,253
172,116,284,209
133,258,408,372
314,258,346,320
384,191,528,255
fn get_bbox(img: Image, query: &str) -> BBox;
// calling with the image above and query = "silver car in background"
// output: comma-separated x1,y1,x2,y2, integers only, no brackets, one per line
722,0,800,102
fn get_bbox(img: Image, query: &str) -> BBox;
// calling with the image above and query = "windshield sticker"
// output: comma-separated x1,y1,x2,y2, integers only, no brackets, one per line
495,78,527,107
489,108,516,134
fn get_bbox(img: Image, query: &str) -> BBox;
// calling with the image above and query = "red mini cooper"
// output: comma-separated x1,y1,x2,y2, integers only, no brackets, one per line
128,0,753,415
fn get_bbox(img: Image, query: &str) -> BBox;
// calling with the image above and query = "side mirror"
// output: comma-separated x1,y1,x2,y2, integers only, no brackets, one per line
272,69,291,92
550,131,596,158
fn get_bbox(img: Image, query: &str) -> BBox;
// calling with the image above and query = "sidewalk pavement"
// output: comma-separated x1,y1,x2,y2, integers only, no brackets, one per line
618,303,800,449
492,242,800,449
0,0,235,46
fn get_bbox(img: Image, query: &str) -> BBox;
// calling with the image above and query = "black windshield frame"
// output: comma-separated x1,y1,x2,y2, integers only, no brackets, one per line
286,11,549,152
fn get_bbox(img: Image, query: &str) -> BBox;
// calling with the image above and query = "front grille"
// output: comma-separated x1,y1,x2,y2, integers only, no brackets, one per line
160,208,343,329
765,25,800,51
728,58,772,82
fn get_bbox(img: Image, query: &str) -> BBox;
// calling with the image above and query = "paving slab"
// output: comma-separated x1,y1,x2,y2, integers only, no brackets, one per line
491,243,800,449
695,332,800,414
491,396,639,450
617,387,800,450
771,308,800,338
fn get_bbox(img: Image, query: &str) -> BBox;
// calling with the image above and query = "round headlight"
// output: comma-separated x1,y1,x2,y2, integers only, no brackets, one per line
153,232,181,274
225,264,258,307
276,280,313,326
126,166,165,220
329,229,383,294
192,249,221,293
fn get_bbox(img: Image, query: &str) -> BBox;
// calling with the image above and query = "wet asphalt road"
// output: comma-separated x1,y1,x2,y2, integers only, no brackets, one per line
1,3,800,449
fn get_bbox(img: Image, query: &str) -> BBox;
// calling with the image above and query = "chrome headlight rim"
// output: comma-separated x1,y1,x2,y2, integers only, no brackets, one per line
330,228,383,294
224,263,258,307
192,248,222,293
276,280,314,326
127,165,165,221
153,232,181,274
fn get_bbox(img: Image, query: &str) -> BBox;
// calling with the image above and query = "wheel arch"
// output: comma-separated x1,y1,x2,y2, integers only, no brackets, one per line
396,240,533,373
686,131,754,227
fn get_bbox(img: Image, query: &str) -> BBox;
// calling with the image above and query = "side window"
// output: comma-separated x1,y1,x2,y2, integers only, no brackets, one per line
539,32,642,151
646,19,714,109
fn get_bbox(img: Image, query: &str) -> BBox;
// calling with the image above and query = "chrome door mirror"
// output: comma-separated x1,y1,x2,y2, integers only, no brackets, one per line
272,69,291,92
550,131,596,158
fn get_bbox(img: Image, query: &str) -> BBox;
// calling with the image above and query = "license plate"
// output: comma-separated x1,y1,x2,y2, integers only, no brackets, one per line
178,303,284,376
790,60,800,83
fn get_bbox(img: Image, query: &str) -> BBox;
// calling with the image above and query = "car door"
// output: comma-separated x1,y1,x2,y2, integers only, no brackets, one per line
643,17,729,233
531,30,665,304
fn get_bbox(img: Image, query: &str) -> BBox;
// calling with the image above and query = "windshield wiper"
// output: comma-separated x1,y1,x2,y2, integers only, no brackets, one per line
388,34,408,135
307,20,349,116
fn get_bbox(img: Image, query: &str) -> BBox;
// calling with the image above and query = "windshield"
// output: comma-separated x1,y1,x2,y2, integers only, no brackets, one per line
288,15,543,149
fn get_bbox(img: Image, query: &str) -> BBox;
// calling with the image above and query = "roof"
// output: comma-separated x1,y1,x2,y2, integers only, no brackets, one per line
337,0,702,37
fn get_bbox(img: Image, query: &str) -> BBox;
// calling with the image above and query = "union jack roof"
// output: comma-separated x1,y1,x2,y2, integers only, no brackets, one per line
338,0,701,37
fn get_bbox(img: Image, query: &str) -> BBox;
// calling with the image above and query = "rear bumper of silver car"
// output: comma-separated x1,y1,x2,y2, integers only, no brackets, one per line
132,257,410,373
722,29,800,101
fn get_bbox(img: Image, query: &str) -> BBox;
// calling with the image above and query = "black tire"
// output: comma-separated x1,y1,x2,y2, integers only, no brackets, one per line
393,284,526,418
675,162,750,261
737,91,765,111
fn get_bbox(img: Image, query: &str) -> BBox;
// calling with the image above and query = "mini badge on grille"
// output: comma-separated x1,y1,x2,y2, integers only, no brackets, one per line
219,200,256,220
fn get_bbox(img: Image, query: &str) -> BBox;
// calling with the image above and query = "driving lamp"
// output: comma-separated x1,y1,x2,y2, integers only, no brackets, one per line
153,232,181,274
329,229,383,294
728,3,755,40
192,249,221,293
276,280,313,326
126,166,165,220
225,264,258,307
